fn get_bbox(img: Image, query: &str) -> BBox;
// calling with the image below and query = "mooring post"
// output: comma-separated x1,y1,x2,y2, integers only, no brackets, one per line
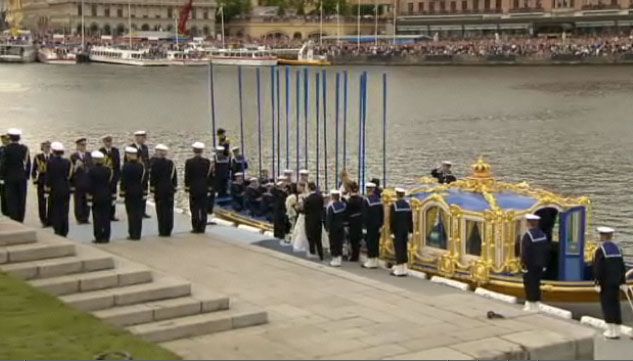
238,65,245,157
315,71,320,189
256,67,263,175
322,69,328,192
335,72,340,189
270,66,276,179
208,63,217,147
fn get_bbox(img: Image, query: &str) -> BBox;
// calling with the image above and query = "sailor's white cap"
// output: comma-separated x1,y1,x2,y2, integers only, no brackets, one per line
366,182,376,188
192,142,205,150
524,214,541,221
442,160,453,166
51,141,64,152
597,226,615,234
277,175,287,181
155,144,168,151
276,181,285,186
283,169,294,174
125,146,138,154
231,146,240,151
265,182,274,187
330,189,340,196
101,135,113,140
299,169,309,175
234,172,243,177
7,128,21,136
91,150,104,159
134,130,147,136
215,146,224,152
395,187,406,194
249,177,258,182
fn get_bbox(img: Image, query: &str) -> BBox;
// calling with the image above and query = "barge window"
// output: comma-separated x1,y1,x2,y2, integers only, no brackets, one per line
425,206,448,249
465,220,482,256
563,210,582,255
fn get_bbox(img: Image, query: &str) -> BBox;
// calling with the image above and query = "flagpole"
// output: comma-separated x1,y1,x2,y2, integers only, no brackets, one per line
374,0,378,47
220,6,225,48
174,15,179,47
392,0,397,45
127,1,132,48
357,0,360,51
336,2,340,46
319,0,323,47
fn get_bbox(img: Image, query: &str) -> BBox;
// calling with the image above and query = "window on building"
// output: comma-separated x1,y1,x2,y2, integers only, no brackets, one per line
513,0,519,7
418,2,424,11
495,0,501,8
611,0,617,5
473,0,479,9
450,1,457,11
77,4,82,15
117,7,123,17
104,7,110,17
429,1,435,12
440,0,446,10
168,7,173,18
91,5,97,16
408,2,414,12
204,10,209,19
465,220,483,256
484,0,490,9
461,0,467,9
192,9,197,19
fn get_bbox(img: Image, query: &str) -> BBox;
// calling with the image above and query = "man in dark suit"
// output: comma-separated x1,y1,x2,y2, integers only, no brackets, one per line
185,142,213,233
303,182,324,260
32,141,51,227
149,144,177,237
99,135,121,221
127,130,150,218
0,128,30,222
390,188,413,277
120,147,147,240
70,137,92,224
87,151,113,243
46,142,72,237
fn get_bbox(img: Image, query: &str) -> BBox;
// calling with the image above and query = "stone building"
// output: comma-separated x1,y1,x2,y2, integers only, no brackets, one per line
15,0,216,36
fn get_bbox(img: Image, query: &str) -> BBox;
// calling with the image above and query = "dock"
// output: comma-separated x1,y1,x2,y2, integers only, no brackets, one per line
5,192,630,359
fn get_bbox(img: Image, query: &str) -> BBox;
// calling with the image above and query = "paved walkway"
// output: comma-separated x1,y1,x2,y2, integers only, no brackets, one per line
19,193,631,359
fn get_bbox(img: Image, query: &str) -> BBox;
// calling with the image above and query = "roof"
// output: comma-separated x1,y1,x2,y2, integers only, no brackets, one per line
410,189,538,212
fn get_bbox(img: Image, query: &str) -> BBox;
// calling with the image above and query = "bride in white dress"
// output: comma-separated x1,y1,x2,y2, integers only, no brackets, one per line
291,182,309,253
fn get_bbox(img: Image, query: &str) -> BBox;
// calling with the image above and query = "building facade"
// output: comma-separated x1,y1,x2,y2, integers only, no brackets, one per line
396,0,633,36
16,0,216,36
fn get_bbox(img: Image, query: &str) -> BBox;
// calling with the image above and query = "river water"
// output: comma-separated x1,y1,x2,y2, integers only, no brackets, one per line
1,63,633,252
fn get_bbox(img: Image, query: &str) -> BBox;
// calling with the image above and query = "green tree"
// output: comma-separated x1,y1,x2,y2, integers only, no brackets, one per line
216,0,252,22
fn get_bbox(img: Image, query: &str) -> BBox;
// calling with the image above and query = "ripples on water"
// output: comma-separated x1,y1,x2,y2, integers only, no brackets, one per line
1,64,633,253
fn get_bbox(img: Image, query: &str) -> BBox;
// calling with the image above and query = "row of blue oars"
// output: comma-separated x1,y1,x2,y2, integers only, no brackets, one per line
208,64,388,193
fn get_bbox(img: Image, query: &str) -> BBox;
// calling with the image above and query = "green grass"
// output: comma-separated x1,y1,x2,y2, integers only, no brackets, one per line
0,273,181,360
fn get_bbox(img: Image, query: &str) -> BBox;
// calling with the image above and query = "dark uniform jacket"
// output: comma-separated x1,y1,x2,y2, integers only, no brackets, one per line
326,200,347,232
87,164,113,204
347,194,364,226
184,156,212,196
230,155,248,175
150,158,177,198
390,199,413,236
363,193,384,229
32,152,50,185
70,151,92,191
120,161,147,198
45,156,72,197
520,228,550,269
1,143,30,182
594,241,626,287
99,146,121,185
431,168,457,184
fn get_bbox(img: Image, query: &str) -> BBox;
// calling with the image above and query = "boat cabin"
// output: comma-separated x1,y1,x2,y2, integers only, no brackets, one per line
380,158,593,285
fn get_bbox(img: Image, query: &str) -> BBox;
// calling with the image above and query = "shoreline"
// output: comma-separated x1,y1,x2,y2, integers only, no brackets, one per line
330,54,633,66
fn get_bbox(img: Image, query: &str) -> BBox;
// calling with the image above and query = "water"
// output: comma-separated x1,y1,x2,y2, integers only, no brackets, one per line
2,63,633,252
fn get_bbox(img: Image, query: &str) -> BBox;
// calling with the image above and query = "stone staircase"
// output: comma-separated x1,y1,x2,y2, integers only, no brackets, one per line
0,220,268,343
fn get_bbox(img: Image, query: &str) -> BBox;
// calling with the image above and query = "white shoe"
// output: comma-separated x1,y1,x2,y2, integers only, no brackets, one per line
523,301,538,312
362,258,378,269
391,264,408,277
329,256,342,267
306,252,318,259
603,324,621,339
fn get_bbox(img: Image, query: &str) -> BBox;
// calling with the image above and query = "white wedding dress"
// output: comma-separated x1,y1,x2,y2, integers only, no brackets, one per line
291,194,309,253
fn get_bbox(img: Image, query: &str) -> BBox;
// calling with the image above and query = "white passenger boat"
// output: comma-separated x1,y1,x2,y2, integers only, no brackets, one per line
0,31,37,63
166,49,209,66
89,46,169,66
38,47,78,65
208,48,277,66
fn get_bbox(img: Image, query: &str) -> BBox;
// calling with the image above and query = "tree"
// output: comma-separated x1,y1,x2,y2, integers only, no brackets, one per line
216,0,252,22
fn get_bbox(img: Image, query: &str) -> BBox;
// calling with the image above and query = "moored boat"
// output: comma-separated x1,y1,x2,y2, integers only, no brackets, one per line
89,46,169,66
167,49,209,66
278,41,330,66
37,47,78,65
208,48,277,66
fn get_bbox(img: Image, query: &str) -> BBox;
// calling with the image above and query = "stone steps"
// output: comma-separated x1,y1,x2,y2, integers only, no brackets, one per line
0,254,115,280
29,268,153,296
93,294,230,327
0,220,269,343
59,278,192,312
127,307,269,343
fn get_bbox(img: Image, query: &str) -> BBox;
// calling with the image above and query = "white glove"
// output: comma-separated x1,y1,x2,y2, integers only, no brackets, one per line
111,200,116,206
594,285,601,293
620,284,629,292
142,196,147,201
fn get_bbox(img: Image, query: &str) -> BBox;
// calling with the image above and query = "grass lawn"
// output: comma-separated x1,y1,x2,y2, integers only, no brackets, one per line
0,273,181,360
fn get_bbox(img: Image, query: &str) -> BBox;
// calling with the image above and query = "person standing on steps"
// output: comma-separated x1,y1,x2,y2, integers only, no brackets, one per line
46,142,72,237
70,137,92,224
520,214,550,312
32,141,51,227
0,128,30,223
87,151,113,243
185,142,213,234
99,135,121,222
149,144,177,237
362,182,384,269
593,226,627,340
120,147,146,240
303,182,325,260
389,188,413,277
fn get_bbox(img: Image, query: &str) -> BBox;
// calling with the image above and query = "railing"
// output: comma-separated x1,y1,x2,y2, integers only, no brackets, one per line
233,15,389,23
581,4,622,10
509,6,545,12
404,8,503,15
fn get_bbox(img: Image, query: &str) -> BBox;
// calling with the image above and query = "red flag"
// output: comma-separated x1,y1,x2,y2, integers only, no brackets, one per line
178,0,193,35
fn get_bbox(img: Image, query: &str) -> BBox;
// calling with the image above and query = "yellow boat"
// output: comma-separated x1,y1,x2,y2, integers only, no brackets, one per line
276,40,331,66
378,158,632,303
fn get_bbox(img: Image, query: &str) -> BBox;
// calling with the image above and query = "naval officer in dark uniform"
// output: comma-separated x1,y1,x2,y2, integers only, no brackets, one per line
214,146,230,198
0,133,10,216
593,226,627,339
0,128,30,222
32,141,51,227
46,142,72,237
362,182,384,269
126,130,151,218
70,137,92,224
120,146,147,240
431,161,457,184
230,146,248,179
326,189,347,267
99,135,121,221
185,142,212,234
346,182,364,262
149,144,177,237
87,151,113,243
390,188,413,277
520,214,550,311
